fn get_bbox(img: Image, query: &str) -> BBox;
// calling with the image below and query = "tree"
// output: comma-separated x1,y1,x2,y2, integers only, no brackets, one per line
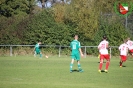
0,0,35,17
64,0,99,40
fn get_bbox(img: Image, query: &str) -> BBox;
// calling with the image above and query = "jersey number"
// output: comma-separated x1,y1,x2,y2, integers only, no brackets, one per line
73,44,76,49
122,46,125,51
101,44,106,49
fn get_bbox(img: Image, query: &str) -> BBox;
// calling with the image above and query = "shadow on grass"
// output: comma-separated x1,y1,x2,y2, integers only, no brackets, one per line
71,69,79,72
118,65,126,67
122,65,126,67
101,70,105,72
98,62,106,63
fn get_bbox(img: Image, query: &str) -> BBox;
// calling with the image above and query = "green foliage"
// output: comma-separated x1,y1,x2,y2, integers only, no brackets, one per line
23,10,75,45
0,0,133,56
0,0,35,17
0,16,24,44
64,0,99,39
91,19,130,55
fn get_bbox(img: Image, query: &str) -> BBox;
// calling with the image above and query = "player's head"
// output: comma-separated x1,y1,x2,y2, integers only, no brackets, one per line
127,37,130,40
102,35,107,40
124,39,127,43
38,42,41,44
74,35,78,40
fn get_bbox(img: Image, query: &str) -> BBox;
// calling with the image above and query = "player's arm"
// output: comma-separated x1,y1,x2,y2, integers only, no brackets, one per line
98,43,101,50
33,47,35,51
33,45,36,52
98,45,100,50
79,48,84,57
70,42,72,50
118,46,121,51
106,42,109,49
126,47,129,53
78,42,83,57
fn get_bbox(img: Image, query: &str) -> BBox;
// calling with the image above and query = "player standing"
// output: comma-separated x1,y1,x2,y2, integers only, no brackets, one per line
70,35,84,73
119,40,129,67
126,38,133,57
98,36,110,73
34,42,42,58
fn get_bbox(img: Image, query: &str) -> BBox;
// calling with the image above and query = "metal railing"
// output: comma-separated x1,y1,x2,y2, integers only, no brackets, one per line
0,45,118,58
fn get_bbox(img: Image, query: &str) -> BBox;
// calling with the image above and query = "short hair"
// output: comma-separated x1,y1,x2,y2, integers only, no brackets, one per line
103,35,107,40
38,42,41,44
127,37,130,40
73,34,78,38
75,35,78,37
124,39,127,43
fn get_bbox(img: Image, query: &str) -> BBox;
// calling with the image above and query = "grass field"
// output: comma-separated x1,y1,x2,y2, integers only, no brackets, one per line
0,55,133,88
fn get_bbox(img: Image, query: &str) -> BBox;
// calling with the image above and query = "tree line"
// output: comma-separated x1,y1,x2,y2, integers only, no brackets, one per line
0,0,133,55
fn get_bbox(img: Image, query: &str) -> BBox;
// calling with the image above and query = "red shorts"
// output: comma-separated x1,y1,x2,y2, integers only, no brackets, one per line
129,49,133,53
120,55,127,62
100,54,110,60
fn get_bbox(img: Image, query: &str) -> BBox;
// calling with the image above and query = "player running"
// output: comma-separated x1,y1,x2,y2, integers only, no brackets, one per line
119,40,129,67
34,42,42,58
98,36,110,73
126,37,133,57
70,35,84,73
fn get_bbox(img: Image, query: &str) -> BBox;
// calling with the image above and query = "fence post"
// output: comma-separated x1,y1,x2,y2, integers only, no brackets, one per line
59,45,61,57
110,47,111,59
10,46,13,56
84,46,86,58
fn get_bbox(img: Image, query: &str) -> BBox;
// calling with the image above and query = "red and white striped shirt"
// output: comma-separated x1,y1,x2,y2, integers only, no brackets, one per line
98,40,109,54
119,43,128,56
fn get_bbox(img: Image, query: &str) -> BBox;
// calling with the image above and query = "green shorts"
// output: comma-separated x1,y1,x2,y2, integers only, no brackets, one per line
71,53,80,61
35,49,41,54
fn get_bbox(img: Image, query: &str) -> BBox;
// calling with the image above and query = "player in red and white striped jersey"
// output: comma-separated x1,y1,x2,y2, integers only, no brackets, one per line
119,40,129,67
126,38,133,57
98,36,110,73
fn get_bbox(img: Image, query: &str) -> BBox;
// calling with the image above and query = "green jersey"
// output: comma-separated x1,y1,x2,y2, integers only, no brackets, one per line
35,43,40,54
70,40,81,54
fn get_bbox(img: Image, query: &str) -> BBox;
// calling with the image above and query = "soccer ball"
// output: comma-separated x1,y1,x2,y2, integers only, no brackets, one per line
45,55,48,58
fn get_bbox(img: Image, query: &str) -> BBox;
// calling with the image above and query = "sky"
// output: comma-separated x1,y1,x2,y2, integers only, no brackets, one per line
35,0,71,8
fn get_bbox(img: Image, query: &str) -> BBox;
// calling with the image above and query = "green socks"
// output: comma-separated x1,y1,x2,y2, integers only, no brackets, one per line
70,63,73,71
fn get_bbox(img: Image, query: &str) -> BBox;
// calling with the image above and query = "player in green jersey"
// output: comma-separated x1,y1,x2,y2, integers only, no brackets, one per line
70,35,84,73
34,42,42,58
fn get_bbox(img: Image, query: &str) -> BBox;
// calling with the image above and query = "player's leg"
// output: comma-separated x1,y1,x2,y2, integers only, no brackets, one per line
128,49,133,58
76,54,83,72
34,51,37,57
98,54,104,73
130,50,133,57
105,54,110,73
120,55,127,67
39,51,42,58
70,54,76,72
77,60,83,72
119,55,123,67
70,59,74,72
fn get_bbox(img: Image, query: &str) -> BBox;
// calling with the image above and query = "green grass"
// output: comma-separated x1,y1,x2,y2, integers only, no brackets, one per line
0,55,133,88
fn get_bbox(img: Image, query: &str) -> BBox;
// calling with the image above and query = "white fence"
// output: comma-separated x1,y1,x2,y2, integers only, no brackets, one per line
0,45,118,58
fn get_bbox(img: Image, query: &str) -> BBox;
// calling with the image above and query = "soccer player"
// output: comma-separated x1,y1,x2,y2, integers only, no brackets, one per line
70,35,84,73
34,42,49,58
98,36,110,73
34,42,42,58
119,40,129,67
126,37,133,57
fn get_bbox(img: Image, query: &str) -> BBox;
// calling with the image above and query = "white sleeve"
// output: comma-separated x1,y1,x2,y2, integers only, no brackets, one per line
98,43,101,48
118,45,121,51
